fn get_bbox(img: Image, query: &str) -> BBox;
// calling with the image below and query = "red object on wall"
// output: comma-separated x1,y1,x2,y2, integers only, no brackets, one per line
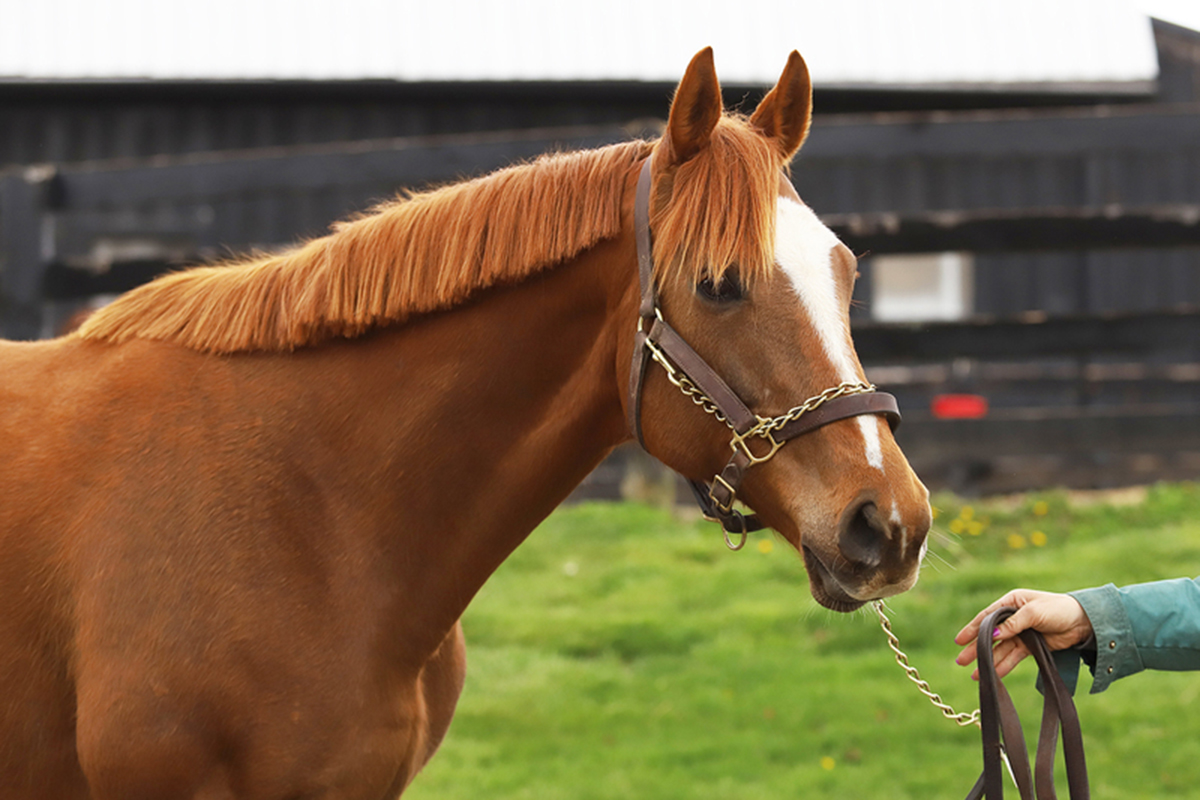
931,394,989,419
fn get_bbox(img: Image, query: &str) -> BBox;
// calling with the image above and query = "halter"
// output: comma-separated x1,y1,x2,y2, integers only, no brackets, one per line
626,156,902,549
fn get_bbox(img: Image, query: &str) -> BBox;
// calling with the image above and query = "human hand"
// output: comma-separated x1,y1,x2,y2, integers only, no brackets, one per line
953,589,1093,680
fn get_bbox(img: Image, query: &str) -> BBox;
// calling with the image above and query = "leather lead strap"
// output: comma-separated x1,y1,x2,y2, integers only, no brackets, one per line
967,607,1090,800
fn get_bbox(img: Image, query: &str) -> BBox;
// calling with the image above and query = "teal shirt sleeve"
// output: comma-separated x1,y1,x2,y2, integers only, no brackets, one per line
1066,577,1200,693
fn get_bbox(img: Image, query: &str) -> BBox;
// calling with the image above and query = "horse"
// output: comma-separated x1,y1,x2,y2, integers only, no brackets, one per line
0,48,931,799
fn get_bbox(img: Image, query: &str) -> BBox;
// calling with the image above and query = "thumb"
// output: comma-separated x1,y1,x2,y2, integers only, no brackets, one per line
992,606,1035,642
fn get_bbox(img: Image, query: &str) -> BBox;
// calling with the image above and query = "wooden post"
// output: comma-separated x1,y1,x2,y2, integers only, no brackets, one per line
0,166,57,340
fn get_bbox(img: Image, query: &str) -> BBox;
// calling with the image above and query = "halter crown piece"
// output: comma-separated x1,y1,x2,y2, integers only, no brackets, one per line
626,156,902,549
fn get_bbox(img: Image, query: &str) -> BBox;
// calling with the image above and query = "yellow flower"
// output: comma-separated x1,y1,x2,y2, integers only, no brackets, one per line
931,506,940,520
820,756,836,771
1033,501,1049,517
960,506,975,521
966,520,984,536
1007,534,1027,549
757,538,774,554
1030,530,1048,547
948,518,966,535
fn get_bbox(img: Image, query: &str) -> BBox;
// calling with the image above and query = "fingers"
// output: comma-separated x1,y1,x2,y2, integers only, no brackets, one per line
954,589,1093,679
991,601,1038,643
953,614,985,647
990,592,1093,651
991,637,1032,679
953,599,1012,669
952,588,1047,673
957,635,1032,680
954,605,995,645
955,640,980,669
953,589,1028,645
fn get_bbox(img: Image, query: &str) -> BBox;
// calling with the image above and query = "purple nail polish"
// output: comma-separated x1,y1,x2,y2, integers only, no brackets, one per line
992,627,1002,639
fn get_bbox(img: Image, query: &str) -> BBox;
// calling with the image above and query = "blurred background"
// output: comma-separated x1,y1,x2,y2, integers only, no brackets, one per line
2,0,1199,496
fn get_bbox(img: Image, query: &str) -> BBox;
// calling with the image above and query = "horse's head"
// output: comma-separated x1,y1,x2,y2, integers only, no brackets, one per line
625,48,931,612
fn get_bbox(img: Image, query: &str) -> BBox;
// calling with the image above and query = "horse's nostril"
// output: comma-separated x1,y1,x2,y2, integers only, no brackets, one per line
839,501,885,569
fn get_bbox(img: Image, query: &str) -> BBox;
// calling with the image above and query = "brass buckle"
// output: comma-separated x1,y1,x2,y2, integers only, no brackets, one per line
707,477,749,550
708,474,737,516
730,427,784,466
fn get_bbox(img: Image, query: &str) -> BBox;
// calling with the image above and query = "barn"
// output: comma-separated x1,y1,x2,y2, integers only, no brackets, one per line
2,0,1199,493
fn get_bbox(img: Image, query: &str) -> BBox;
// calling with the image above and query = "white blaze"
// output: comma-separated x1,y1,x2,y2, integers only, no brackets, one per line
774,197,884,471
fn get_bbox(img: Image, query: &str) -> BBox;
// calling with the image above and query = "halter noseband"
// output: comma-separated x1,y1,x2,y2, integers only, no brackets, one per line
626,156,901,549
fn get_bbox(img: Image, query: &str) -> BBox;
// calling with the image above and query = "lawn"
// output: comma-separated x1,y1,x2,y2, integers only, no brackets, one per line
406,483,1200,799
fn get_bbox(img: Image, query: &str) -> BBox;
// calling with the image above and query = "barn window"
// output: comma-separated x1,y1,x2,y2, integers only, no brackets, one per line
869,252,974,322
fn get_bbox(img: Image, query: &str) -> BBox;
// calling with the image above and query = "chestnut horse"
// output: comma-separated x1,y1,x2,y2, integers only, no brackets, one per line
0,49,930,799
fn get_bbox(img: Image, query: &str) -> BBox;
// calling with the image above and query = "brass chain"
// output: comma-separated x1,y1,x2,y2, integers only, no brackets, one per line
873,600,981,728
755,381,878,438
644,333,876,440
643,337,733,427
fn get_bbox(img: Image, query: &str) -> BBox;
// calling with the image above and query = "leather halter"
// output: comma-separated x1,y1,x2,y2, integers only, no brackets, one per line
626,156,901,548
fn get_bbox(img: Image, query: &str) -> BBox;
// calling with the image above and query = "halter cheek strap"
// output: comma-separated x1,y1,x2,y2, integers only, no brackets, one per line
626,156,901,547
626,155,657,446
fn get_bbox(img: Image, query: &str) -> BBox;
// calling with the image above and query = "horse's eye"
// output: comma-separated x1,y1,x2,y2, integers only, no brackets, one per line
695,271,744,304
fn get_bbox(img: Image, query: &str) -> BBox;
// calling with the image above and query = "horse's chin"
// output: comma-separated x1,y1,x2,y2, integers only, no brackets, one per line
802,546,867,613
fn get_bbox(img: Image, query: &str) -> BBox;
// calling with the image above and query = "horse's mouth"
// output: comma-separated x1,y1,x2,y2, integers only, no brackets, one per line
802,546,867,613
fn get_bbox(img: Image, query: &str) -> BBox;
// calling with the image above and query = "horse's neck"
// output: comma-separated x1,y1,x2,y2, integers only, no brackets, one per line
288,237,634,659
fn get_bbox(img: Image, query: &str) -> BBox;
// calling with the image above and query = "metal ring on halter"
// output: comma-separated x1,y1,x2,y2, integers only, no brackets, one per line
636,306,664,333
722,512,748,551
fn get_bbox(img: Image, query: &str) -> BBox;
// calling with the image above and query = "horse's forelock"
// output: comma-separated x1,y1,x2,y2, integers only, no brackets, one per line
650,116,783,290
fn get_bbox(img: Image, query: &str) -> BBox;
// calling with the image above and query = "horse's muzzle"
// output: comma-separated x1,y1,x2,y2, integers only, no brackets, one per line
802,499,927,612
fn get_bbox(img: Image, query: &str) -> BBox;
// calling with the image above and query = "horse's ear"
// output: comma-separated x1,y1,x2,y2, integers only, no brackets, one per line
750,50,813,160
663,47,723,166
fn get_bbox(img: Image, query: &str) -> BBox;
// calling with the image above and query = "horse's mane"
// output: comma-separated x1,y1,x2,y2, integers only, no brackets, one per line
76,117,782,354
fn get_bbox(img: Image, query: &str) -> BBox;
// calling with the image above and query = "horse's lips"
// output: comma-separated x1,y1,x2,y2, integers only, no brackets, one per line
801,546,867,613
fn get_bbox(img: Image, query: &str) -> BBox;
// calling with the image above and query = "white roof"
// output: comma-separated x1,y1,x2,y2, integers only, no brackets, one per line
0,0,1166,89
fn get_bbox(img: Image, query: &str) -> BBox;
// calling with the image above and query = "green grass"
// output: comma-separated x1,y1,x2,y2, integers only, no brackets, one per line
406,483,1200,799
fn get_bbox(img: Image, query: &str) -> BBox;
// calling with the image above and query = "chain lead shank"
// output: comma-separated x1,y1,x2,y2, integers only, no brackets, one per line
874,600,981,728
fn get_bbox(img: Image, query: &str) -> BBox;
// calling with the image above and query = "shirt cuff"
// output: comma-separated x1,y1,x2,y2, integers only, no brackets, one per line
1044,647,1084,695
1069,583,1145,693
